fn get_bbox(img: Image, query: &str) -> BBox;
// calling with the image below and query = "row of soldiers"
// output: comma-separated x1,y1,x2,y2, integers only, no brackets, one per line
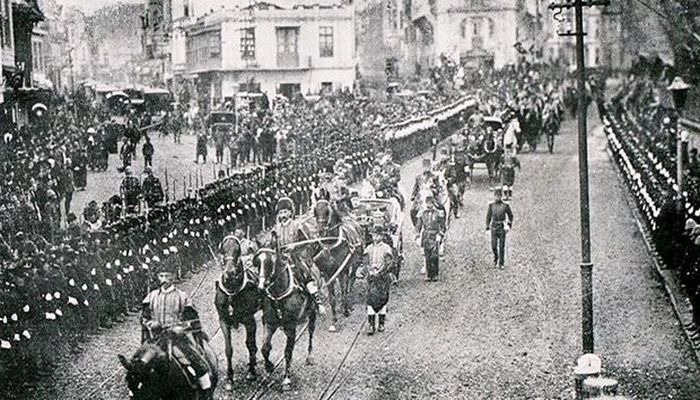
0,89,469,387
0,136,380,379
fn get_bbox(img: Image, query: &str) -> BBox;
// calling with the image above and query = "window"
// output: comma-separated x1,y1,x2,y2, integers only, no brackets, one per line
319,26,333,58
321,82,333,93
460,19,468,38
277,27,299,67
1,0,12,49
486,18,494,38
184,1,189,17
241,28,255,60
209,33,220,58
472,18,481,36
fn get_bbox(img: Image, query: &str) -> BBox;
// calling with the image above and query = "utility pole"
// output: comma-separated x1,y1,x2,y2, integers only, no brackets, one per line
549,0,610,355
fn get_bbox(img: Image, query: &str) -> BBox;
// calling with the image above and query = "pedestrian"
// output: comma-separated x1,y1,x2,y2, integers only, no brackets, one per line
415,194,446,281
196,132,208,164
486,187,514,269
58,160,75,221
359,224,393,335
119,137,132,172
142,135,154,168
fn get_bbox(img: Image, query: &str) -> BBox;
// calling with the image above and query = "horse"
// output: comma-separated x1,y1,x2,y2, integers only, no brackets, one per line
482,130,504,186
466,130,503,186
307,199,365,332
118,329,219,400
214,235,263,389
254,248,317,391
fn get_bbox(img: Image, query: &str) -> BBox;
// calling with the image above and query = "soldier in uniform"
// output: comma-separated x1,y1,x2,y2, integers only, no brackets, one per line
486,187,514,269
415,194,446,281
142,166,165,208
359,225,393,335
500,154,521,201
120,166,141,214
271,197,325,313
140,262,214,391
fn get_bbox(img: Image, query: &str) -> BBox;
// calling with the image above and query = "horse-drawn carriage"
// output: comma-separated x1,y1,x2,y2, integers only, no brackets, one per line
463,116,504,185
352,198,404,280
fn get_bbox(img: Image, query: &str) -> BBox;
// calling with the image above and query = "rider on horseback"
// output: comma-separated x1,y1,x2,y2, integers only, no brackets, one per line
141,262,213,390
272,197,326,314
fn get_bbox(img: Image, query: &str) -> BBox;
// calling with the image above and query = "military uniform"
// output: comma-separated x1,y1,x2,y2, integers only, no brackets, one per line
486,189,514,268
272,197,324,310
361,225,393,335
415,197,446,281
141,264,213,390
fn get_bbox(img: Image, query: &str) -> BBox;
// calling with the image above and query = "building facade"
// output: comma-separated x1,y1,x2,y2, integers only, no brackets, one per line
179,1,355,110
411,0,526,71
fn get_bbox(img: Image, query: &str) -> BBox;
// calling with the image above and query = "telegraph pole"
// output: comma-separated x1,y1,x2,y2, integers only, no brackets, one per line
549,0,610,355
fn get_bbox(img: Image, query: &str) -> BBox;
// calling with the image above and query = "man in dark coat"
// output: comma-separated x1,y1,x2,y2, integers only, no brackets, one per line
142,166,165,208
486,187,514,269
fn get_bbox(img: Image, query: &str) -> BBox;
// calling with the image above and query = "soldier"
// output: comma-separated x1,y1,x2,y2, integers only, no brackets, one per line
500,154,521,201
486,187,514,269
142,166,165,208
359,225,393,335
271,197,325,314
139,262,214,391
415,194,446,281
120,166,141,214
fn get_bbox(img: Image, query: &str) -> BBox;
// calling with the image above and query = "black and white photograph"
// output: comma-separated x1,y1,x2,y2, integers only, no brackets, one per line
1,0,699,399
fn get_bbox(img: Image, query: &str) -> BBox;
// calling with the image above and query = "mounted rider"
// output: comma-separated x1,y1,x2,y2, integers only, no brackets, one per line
141,262,214,391
271,197,326,314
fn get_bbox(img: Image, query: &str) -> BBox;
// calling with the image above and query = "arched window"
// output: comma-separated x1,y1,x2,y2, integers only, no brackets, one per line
472,18,481,36
486,18,495,38
460,19,468,38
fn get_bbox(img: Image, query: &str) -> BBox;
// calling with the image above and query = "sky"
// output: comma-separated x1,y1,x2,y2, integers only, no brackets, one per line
55,0,141,14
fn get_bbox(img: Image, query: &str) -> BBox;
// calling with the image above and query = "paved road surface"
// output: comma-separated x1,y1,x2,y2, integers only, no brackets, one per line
18,112,700,399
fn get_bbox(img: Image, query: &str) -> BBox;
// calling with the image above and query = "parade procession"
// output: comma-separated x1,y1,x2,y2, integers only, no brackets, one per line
2,0,700,399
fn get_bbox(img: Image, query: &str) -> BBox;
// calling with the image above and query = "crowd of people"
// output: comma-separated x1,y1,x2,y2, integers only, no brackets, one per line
605,71,700,327
0,73,472,382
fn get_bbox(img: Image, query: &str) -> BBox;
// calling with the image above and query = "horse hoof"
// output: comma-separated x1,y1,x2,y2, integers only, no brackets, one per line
328,325,337,332
282,378,292,391
306,356,315,366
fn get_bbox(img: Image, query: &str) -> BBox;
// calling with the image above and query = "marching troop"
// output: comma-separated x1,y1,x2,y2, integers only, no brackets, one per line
0,61,571,396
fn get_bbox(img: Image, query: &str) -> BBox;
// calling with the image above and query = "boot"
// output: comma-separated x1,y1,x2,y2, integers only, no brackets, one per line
378,315,386,332
367,315,376,336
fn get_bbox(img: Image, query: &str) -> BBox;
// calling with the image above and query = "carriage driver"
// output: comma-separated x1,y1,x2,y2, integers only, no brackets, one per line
141,262,214,390
272,197,326,314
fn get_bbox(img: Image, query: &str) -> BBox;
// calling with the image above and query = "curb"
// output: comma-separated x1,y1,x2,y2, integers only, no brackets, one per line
605,147,700,364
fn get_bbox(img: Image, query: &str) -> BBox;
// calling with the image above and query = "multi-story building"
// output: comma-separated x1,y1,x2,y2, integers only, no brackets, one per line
1,0,44,127
355,0,413,84
179,0,355,110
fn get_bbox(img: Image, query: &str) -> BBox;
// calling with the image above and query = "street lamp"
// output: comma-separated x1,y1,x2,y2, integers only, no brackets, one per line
668,76,690,191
